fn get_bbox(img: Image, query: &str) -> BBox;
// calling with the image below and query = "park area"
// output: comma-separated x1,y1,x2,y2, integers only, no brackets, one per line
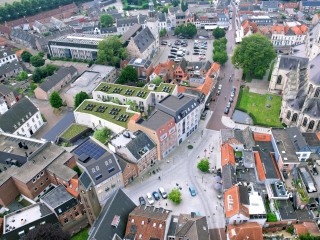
236,87,283,127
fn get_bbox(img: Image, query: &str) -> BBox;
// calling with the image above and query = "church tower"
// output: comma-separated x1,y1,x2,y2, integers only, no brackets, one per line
148,0,155,18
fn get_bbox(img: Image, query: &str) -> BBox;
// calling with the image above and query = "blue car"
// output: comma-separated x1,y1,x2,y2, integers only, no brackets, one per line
189,186,196,196
152,191,160,200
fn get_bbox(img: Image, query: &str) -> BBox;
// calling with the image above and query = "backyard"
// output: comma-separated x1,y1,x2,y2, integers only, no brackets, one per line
236,87,283,127
71,228,89,240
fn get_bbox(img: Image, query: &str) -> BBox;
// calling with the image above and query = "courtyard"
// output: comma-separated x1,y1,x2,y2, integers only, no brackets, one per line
235,87,283,127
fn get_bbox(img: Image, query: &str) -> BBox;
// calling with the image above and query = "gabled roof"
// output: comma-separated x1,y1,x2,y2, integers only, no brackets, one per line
39,66,77,92
221,143,236,167
293,222,320,236
79,171,92,190
224,185,250,218
121,24,142,42
227,222,263,240
0,84,12,96
138,110,173,131
286,127,309,151
0,60,22,75
222,164,237,191
132,27,155,54
89,189,137,240
126,131,156,161
0,97,38,133
253,133,271,142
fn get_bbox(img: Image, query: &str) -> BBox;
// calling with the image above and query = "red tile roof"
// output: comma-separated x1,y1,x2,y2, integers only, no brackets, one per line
294,222,320,236
316,132,320,141
291,25,308,35
254,133,271,142
224,185,250,219
271,25,290,35
227,222,263,240
221,143,236,167
66,178,79,198
254,152,266,181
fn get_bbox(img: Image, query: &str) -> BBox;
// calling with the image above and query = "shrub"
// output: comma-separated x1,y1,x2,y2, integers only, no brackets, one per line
197,159,209,172
93,127,112,143
267,213,277,222
187,145,193,149
168,188,182,204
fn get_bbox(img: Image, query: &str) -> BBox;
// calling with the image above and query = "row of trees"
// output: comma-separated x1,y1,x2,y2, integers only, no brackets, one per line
174,23,197,38
0,0,78,23
213,37,228,65
21,50,45,67
213,27,226,39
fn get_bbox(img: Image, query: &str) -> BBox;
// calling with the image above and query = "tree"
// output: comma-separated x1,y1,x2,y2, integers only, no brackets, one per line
74,91,90,108
172,0,179,7
117,66,138,84
32,68,43,83
100,14,114,27
197,159,209,172
49,91,63,109
22,223,70,240
159,28,167,37
21,51,32,62
161,5,170,13
97,35,128,67
186,23,196,37
38,51,45,58
168,188,182,204
213,27,225,39
181,0,188,11
232,34,276,79
93,127,112,143
30,55,45,67
17,71,28,81
152,76,162,86
213,50,228,65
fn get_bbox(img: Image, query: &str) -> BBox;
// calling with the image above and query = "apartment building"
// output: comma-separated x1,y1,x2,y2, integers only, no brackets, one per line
271,25,308,46
0,48,18,66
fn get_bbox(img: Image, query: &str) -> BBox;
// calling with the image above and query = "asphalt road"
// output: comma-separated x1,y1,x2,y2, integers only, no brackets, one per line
206,1,243,131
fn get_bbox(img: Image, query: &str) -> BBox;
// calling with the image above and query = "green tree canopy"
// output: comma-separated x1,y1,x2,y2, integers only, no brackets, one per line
232,34,276,79
100,14,114,27
97,35,128,67
168,188,182,204
117,66,138,84
174,23,197,37
213,50,228,65
172,0,179,7
213,27,225,39
17,71,28,81
74,91,90,108
152,76,162,86
32,65,58,83
49,91,63,109
197,159,209,172
32,68,43,83
213,37,228,65
160,28,167,37
21,51,32,62
181,0,188,11
30,55,45,67
93,127,112,143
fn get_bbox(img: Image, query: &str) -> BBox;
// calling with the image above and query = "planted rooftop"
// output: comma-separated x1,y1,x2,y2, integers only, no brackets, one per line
95,83,175,99
76,100,135,128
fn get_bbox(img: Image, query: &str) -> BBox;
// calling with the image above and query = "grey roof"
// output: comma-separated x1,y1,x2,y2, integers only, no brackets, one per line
167,215,179,236
39,66,77,92
278,55,308,71
174,213,209,239
116,15,147,27
239,186,250,205
187,60,212,72
73,139,122,185
156,94,199,123
47,151,77,182
261,1,278,9
128,57,152,69
0,97,38,133
286,127,309,152
222,164,237,191
0,84,12,96
0,60,22,75
302,1,320,6
302,133,320,147
138,110,173,131
117,154,130,171
252,146,280,179
309,54,320,85
126,131,156,161
278,200,297,220
157,12,166,22
121,24,142,42
79,171,93,190
42,184,74,209
0,48,15,58
10,29,37,48
89,189,137,240
132,27,155,53
129,205,171,220
303,98,320,118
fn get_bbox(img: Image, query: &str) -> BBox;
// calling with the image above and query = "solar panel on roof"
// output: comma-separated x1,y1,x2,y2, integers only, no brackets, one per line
74,140,106,160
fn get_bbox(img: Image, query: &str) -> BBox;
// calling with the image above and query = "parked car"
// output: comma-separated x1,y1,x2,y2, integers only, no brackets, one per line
158,187,167,199
216,90,221,96
218,84,222,90
193,52,200,55
232,86,236,93
224,107,230,114
189,186,196,196
146,193,154,205
168,42,172,47
152,191,160,200
229,97,234,103
227,102,231,108
161,41,167,45
231,92,235,98
313,167,319,176
139,196,146,205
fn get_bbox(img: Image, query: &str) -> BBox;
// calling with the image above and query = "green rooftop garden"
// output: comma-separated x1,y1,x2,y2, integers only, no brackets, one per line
95,82,176,99
76,100,135,128
60,124,89,140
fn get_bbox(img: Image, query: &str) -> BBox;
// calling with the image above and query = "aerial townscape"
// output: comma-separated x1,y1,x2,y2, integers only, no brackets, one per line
0,0,320,238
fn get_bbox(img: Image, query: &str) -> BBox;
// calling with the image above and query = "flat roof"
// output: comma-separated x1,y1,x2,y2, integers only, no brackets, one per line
138,110,173,131
66,71,101,96
51,33,107,45
248,190,266,215
75,100,137,128
95,83,176,99
4,203,52,233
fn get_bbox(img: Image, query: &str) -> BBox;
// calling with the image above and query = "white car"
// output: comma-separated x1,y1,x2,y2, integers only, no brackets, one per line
218,84,222,90
146,192,154,205
158,187,167,199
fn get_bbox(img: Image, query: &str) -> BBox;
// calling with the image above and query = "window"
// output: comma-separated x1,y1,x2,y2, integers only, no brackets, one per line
303,117,308,127
142,220,144,225
36,174,40,179
46,177,49,181
75,211,79,216
64,218,68,224
29,226,35,230
153,223,156,228
34,187,38,192
32,178,36,183
40,171,44,176
40,182,43,186
131,218,135,223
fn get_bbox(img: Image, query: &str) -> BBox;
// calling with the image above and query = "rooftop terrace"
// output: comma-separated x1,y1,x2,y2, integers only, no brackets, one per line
95,83,176,99
75,100,136,128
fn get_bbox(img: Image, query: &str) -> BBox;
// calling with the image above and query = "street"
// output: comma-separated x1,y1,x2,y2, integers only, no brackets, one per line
206,1,243,131
123,114,225,229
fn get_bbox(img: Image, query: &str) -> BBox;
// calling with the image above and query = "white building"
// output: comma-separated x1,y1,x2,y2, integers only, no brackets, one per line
0,48,18,67
156,94,201,144
0,97,44,137
92,82,178,114
271,25,308,46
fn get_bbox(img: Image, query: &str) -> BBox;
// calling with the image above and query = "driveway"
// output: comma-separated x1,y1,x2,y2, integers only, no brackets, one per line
206,1,243,131
123,118,225,229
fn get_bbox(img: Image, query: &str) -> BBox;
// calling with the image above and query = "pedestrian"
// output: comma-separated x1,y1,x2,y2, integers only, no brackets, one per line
166,202,168,206
225,96,227,100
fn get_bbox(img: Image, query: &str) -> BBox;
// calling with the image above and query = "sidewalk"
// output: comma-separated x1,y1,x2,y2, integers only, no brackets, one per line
221,116,271,133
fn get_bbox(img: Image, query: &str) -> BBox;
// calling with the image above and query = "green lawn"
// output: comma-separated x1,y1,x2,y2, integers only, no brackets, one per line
71,228,89,240
61,124,88,140
236,87,283,127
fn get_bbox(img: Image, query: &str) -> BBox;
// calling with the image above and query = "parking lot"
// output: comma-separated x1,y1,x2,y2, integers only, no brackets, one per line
154,37,214,66
123,118,225,229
